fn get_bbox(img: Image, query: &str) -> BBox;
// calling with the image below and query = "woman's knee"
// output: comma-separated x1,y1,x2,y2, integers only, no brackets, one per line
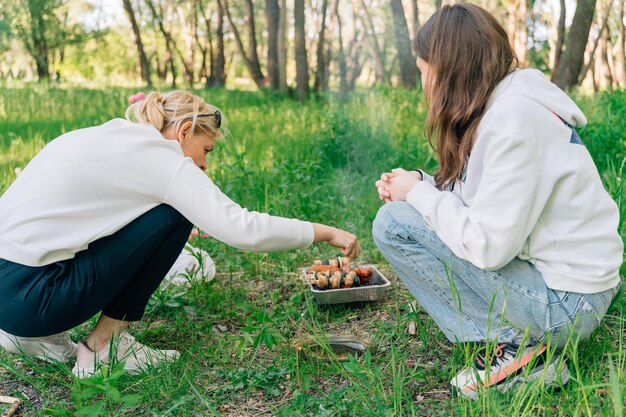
372,201,425,244
149,204,191,227
136,205,192,237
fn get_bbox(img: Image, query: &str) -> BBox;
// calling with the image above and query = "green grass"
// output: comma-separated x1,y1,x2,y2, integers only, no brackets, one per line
0,86,624,416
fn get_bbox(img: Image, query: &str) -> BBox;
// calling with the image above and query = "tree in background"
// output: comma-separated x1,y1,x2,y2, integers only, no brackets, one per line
552,0,597,90
122,0,152,87
265,0,280,89
549,0,566,72
313,0,329,93
294,0,309,100
221,0,267,88
507,0,528,67
277,0,287,91
3,0,88,81
358,0,386,84
616,0,626,89
0,8,12,55
145,0,178,87
390,0,417,89
595,0,613,90
1,0,625,94
199,0,226,87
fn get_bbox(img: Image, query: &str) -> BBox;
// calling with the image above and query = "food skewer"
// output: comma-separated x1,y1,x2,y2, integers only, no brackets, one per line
308,257,373,290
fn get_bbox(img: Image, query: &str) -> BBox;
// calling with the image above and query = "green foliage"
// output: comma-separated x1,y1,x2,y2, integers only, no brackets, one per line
580,90,626,173
1,0,94,79
0,8,11,54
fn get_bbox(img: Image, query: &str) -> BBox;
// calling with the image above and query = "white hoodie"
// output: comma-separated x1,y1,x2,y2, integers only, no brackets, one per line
407,69,622,294
0,119,314,266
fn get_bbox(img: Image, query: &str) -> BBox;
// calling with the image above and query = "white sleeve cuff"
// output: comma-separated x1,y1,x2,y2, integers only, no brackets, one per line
415,169,437,187
298,221,315,249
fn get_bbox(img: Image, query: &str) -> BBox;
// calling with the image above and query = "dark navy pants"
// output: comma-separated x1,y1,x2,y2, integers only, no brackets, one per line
0,205,192,337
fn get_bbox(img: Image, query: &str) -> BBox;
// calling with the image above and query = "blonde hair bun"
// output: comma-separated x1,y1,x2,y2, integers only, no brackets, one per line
125,90,223,138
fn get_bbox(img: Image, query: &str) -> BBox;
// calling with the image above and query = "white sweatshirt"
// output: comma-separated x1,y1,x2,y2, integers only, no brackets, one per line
0,119,314,267
407,69,622,294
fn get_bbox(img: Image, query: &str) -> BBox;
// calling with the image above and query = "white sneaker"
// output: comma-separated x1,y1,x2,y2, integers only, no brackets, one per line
72,332,179,378
449,343,570,400
164,245,216,286
0,328,78,363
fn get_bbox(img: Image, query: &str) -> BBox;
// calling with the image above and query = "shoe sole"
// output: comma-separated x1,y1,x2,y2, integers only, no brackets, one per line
497,357,571,394
72,354,179,378
72,364,144,378
1,332,77,364
449,358,570,400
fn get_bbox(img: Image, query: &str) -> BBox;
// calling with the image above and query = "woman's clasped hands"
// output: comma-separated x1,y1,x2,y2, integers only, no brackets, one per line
375,168,423,203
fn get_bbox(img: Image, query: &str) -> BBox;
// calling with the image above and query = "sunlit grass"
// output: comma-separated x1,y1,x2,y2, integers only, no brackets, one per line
0,86,624,416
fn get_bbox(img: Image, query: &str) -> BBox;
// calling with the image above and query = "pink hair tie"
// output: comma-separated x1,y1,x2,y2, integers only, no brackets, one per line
128,92,146,104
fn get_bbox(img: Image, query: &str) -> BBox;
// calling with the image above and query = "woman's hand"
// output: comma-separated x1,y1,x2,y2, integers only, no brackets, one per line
312,224,361,259
375,168,422,202
375,172,397,202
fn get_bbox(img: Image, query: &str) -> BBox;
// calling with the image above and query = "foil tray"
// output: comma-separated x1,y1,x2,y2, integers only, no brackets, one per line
302,264,390,305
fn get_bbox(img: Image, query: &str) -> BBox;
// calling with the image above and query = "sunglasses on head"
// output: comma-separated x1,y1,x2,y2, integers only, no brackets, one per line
198,110,221,129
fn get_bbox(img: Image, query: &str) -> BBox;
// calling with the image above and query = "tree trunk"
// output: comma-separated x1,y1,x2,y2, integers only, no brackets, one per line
314,0,329,92
507,0,520,64
294,0,309,100
199,0,225,88
266,0,280,90
616,0,626,87
550,0,566,72
244,0,264,79
278,0,288,91
552,0,597,90
164,2,180,88
122,0,152,87
145,0,179,88
215,0,227,86
390,0,417,88
359,0,385,83
347,47,364,91
516,0,528,67
27,1,50,81
323,0,337,91
347,29,365,91
410,0,420,40
334,0,348,96
221,0,266,88
177,1,197,88
197,0,210,85
153,49,167,81
578,1,610,84
199,44,209,83
597,6,613,89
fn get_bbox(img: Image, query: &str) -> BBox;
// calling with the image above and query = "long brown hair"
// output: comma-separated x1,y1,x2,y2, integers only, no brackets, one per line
414,3,517,189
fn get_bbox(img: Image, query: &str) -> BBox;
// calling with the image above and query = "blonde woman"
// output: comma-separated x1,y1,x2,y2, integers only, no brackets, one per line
0,91,360,377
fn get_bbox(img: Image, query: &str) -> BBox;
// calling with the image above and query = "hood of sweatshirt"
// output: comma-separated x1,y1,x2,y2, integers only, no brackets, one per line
488,69,587,128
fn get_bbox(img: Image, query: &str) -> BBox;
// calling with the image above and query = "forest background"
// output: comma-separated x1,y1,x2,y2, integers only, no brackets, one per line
0,0,624,416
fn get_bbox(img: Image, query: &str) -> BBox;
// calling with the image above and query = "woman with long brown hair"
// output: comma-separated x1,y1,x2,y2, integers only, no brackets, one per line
373,4,622,399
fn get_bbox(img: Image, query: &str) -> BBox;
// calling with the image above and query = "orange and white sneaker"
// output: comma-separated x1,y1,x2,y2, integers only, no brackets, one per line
72,332,179,378
0,328,77,363
449,343,570,400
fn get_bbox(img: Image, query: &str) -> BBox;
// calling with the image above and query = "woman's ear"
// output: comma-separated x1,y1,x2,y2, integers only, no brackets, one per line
177,121,194,144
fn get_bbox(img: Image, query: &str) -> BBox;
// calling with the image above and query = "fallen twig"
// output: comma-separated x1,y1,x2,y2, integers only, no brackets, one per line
0,396,22,417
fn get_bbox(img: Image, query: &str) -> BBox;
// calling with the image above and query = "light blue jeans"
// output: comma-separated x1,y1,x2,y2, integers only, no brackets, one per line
373,202,620,348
